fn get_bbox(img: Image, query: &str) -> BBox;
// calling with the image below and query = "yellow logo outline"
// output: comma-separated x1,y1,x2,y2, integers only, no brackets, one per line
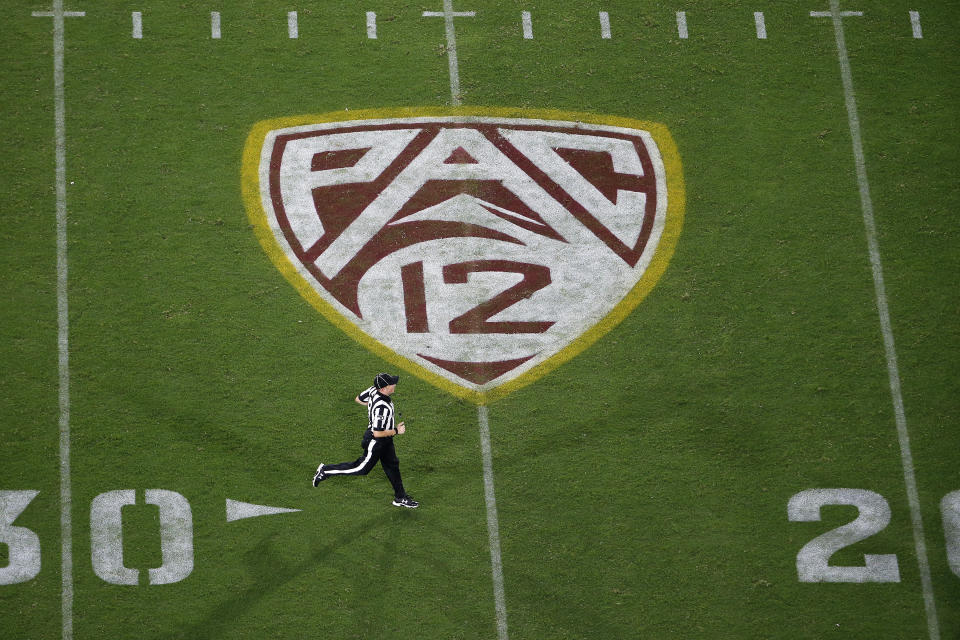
241,106,685,405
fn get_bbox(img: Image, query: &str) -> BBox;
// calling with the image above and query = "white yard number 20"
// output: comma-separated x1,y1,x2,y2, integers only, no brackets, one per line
788,488,960,583
1,489,193,586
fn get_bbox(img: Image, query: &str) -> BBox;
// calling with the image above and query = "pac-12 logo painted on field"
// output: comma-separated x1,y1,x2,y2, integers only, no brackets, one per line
242,108,685,404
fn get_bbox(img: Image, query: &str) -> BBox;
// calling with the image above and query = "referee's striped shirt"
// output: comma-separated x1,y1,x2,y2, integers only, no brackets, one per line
357,386,395,434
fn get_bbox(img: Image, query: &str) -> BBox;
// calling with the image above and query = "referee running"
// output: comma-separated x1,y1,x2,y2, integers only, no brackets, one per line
312,373,419,509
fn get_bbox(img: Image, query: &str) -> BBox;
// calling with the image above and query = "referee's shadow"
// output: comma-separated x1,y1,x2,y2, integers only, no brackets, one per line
164,513,384,640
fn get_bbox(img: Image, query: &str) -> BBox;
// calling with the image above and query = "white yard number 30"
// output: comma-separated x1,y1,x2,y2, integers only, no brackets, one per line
788,488,960,583
90,489,193,585
1,489,193,586
0,491,41,585
943,490,960,578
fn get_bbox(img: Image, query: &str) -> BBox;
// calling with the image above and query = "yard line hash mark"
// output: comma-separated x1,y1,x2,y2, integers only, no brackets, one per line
43,10,939,43
754,11,767,39
31,10,84,17
813,3,940,638
810,9,862,17
910,11,922,38
288,11,298,39
676,11,688,39
599,11,611,39
32,4,83,638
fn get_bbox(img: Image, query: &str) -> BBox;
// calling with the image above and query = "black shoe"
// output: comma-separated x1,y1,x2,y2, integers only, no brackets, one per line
392,495,419,508
312,464,326,487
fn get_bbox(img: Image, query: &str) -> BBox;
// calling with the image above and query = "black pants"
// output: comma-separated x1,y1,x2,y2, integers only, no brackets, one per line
324,429,406,499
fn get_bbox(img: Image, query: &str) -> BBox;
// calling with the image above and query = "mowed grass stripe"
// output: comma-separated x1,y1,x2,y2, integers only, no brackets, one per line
59,4,497,639
815,2,939,637
2,3,957,639
460,2,952,636
30,3,84,639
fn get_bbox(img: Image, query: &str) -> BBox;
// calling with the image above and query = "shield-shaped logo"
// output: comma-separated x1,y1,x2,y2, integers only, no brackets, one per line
242,108,684,404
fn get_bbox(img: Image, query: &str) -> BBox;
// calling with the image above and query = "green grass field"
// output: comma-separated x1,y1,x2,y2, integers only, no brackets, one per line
2,1,958,639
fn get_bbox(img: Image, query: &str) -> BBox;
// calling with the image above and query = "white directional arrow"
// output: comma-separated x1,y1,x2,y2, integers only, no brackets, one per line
226,499,302,523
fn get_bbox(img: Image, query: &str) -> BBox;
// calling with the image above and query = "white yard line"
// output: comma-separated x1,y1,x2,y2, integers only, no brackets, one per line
818,2,940,638
53,4,75,636
478,406,509,640
366,12,377,39
420,6,508,636
422,0,474,106
55,5,74,630
32,3,80,638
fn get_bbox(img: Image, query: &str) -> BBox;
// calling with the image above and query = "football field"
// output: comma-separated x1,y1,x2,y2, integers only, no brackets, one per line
2,1,959,639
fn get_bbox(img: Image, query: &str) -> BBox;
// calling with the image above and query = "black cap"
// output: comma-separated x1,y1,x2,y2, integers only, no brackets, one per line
374,373,399,389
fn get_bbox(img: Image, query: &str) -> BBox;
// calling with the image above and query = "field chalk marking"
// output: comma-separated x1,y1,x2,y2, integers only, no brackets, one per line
31,10,83,17
909,11,923,39
422,5,510,633
478,406,509,640
210,11,221,39
521,11,532,39
225,499,302,522
814,3,940,639
131,11,142,39
32,3,82,638
599,11,611,39
676,11,688,39
810,9,862,17
754,11,767,39
423,0,475,106
366,12,377,39
288,11,298,39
